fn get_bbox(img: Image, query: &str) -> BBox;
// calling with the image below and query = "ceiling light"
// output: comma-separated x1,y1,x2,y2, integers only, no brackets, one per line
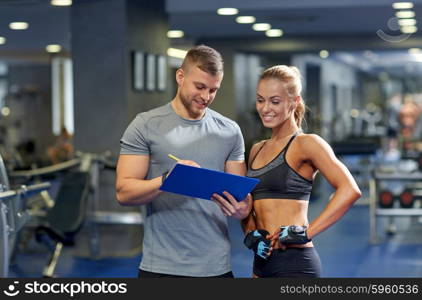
1,107,10,117
9,22,29,30
167,48,188,59
236,16,256,24
319,50,329,59
252,23,271,31
398,18,417,26
408,48,421,54
217,8,238,15
413,53,422,61
0,37,5,45
350,109,360,118
46,44,62,53
401,25,418,33
167,30,184,38
392,2,414,9
51,0,72,6
265,29,283,37
395,10,415,18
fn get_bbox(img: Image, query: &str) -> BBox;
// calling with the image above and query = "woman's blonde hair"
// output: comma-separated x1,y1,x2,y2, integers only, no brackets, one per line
260,65,306,128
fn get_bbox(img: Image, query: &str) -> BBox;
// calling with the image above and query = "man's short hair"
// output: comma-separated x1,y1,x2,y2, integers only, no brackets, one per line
181,45,223,76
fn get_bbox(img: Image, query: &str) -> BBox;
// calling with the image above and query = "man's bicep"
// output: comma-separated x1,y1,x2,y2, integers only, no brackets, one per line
225,160,246,176
116,154,150,181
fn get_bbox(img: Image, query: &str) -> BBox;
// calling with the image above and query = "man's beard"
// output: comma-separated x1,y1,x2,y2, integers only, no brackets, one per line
180,92,203,118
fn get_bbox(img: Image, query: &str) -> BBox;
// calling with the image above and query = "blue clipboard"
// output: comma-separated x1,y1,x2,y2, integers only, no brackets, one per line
159,164,260,201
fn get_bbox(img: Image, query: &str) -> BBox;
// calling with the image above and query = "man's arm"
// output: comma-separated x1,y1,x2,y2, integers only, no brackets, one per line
211,160,252,219
224,160,246,176
115,154,163,206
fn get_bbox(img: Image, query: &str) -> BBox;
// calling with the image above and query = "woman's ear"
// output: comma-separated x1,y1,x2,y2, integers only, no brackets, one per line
292,96,302,110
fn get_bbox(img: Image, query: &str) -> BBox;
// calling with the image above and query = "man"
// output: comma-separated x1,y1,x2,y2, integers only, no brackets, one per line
116,45,252,278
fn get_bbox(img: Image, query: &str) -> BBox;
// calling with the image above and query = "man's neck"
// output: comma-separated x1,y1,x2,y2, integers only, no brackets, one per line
171,97,205,120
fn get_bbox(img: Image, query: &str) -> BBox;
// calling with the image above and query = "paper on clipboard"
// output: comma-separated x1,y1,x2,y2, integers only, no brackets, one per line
159,164,259,201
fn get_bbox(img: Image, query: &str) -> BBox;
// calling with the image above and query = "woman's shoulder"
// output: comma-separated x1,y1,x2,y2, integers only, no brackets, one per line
296,132,324,142
251,139,267,152
295,133,330,148
253,139,267,147
248,140,267,164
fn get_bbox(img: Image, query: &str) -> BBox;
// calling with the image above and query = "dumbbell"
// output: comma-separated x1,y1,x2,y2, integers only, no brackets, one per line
399,188,415,208
378,190,395,208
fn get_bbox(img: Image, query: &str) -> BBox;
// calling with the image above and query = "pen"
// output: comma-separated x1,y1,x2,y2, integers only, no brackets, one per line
168,154,181,161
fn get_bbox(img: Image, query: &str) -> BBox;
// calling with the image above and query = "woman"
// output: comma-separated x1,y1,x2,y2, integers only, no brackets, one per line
213,65,361,278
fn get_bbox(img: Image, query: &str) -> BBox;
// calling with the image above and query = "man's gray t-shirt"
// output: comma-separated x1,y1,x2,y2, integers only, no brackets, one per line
120,103,245,276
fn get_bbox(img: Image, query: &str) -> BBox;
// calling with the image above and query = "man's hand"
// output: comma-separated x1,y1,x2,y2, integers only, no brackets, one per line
164,160,201,181
211,192,252,219
176,160,201,168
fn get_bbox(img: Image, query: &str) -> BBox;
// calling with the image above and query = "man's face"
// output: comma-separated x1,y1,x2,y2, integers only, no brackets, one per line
176,65,223,119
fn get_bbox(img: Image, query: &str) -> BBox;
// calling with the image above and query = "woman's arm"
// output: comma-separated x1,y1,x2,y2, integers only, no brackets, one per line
241,210,257,233
300,134,362,239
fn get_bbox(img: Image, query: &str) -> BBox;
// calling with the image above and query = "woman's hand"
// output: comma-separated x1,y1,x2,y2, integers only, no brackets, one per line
268,228,286,250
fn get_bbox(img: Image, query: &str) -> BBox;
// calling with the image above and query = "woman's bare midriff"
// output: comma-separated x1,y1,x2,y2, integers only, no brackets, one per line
254,198,313,248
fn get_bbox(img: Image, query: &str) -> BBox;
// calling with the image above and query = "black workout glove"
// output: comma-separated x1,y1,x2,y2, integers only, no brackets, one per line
243,229,271,259
279,225,311,244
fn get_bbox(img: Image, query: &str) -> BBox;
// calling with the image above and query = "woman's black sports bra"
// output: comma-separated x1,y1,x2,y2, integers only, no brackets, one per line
246,132,313,201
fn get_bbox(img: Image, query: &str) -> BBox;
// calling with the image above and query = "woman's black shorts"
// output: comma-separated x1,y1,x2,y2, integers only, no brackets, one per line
253,247,322,278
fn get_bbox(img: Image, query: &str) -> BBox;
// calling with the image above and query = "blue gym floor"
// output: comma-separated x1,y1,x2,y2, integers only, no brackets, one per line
9,179,422,278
